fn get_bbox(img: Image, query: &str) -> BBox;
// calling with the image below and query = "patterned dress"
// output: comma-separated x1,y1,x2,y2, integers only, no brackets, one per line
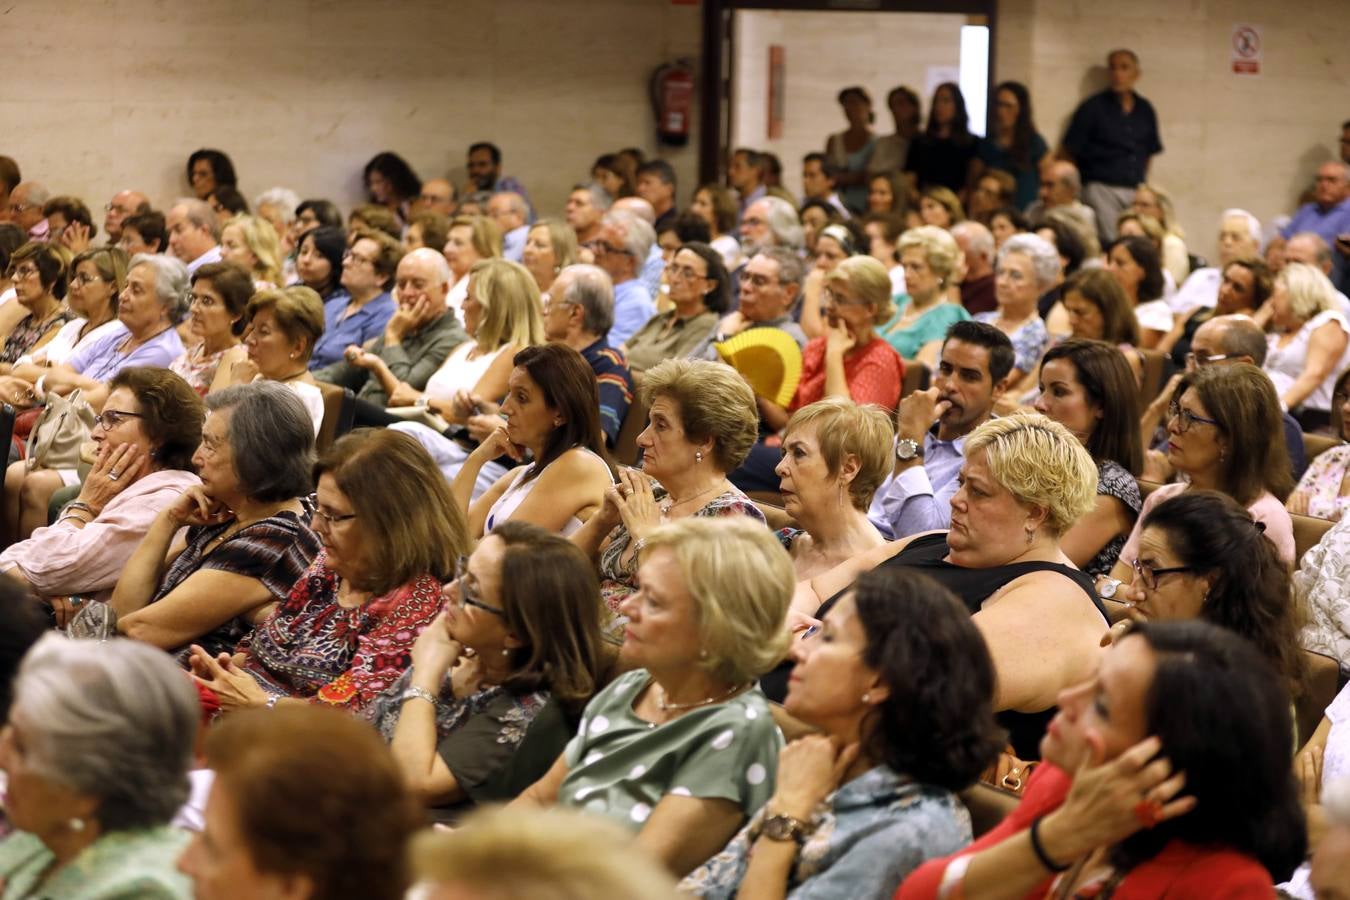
169,342,232,396
1084,459,1141,578
974,311,1049,376
1292,443,1350,523
237,551,442,715
0,307,76,365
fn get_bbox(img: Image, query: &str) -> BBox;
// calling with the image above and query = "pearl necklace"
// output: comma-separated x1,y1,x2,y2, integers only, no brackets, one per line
656,681,750,712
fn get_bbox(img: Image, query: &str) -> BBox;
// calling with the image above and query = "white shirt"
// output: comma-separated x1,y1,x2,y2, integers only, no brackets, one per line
187,245,223,275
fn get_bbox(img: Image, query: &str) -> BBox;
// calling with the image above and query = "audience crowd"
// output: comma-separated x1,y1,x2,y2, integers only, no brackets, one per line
1,47,1350,899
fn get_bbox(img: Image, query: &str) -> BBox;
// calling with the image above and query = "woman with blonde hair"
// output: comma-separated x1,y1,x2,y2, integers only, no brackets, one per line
443,215,503,322
518,516,793,877
1264,261,1350,431
918,186,965,230
1132,182,1190,285
521,218,579,294
232,285,327,433
219,214,283,289
879,225,971,360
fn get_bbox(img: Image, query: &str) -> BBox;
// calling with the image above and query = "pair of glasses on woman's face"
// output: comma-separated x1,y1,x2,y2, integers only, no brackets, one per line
1129,557,1195,591
1166,401,1220,434
452,555,504,616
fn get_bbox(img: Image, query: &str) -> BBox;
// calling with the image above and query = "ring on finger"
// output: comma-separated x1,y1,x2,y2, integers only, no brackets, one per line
1132,798,1163,829
108,471,120,481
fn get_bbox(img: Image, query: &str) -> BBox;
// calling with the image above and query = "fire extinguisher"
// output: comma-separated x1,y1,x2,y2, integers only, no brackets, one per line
651,59,695,147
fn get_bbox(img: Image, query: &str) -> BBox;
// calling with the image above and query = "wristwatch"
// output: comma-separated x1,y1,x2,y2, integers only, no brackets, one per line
895,438,923,461
1097,577,1123,600
761,812,810,844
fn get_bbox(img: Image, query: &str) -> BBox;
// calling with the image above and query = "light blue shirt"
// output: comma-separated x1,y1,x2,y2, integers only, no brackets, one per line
310,291,394,370
867,429,969,540
502,225,529,263
640,244,665,298
66,322,183,383
608,279,656,347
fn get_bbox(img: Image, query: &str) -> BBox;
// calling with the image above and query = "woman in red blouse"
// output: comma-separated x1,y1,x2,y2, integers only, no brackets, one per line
189,429,472,716
733,255,903,493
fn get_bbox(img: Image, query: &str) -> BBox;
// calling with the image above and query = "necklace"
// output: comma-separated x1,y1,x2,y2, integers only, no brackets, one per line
656,680,749,712
660,480,726,516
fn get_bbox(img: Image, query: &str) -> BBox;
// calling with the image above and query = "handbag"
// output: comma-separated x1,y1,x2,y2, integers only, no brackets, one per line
66,599,118,641
25,389,96,471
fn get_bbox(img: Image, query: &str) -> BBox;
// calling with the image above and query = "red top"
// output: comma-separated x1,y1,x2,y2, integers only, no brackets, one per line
895,765,1274,900
792,336,904,413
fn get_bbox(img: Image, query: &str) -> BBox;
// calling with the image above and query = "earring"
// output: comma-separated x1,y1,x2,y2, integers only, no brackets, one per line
861,692,871,704
501,648,511,657
67,817,85,832
699,648,709,660
1025,528,1034,545
695,451,703,463
289,352,297,359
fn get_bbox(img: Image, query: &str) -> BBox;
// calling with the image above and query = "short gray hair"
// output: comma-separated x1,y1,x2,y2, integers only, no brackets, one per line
603,211,655,264
951,221,995,263
15,181,49,206
573,182,613,212
404,246,453,287
560,263,614,336
1206,314,1268,366
757,247,804,295
10,634,198,831
129,253,191,323
1289,231,1333,267
490,191,528,218
997,233,1062,292
1055,162,1082,197
175,197,221,241
206,382,316,502
1220,208,1261,244
760,197,805,251
254,187,301,223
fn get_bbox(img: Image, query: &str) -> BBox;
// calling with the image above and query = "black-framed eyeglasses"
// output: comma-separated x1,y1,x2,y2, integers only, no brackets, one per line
454,555,504,616
1130,557,1196,591
1166,401,1221,433
312,506,357,526
1185,351,1239,368
93,409,144,430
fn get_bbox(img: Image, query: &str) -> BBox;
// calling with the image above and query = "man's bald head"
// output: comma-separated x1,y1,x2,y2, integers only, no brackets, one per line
1286,232,1334,276
1193,314,1267,367
105,190,150,241
612,196,656,225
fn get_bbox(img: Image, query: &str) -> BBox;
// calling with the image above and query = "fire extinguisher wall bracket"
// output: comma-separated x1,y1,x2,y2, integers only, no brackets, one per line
651,60,695,147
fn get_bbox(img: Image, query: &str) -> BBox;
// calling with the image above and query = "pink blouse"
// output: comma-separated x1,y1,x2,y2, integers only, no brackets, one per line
1119,481,1296,566
1292,443,1350,522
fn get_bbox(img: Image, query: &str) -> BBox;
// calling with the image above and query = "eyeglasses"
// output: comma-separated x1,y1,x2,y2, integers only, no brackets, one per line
343,251,376,267
822,288,867,307
583,240,631,258
542,297,576,315
94,409,144,430
1130,557,1196,591
667,264,707,281
70,272,104,287
453,555,504,616
741,216,766,227
7,203,33,214
312,506,357,526
739,272,779,288
8,265,38,280
1166,400,1221,433
1185,351,1239,368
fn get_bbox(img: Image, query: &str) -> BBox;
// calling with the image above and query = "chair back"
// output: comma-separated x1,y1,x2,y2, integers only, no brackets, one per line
316,382,354,453
901,361,931,398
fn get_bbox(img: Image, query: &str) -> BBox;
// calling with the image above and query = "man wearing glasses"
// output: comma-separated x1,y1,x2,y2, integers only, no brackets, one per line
1140,314,1306,482
698,249,808,359
6,182,50,241
102,190,150,246
586,212,655,347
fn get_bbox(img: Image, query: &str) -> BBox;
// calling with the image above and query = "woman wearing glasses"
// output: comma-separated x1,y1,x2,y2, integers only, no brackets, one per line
1101,363,1295,609
623,243,726,375
187,429,470,717
0,366,204,617
1,243,74,368
1288,368,1350,521
372,521,606,822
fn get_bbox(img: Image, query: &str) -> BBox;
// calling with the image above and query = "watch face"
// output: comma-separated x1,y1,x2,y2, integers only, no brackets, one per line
1100,579,1119,599
763,815,799,841
895,439,920,460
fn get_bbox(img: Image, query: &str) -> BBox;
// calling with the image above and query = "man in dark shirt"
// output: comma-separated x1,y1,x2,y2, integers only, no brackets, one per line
1062,49,1163,246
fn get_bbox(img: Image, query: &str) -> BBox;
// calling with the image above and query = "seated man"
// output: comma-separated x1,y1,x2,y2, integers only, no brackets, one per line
1169,209,1261,315
166,199,222,274
541,264,633,447
868,321,1012,539
313,248,467,422
1286,231,1350,315
103,190,150,246
587,211,656,347
564,182,611,248
699,247,808,357
801,153,850,219
635,159,678,233
1023,160,1098,252
951,221,997,315
1281,161,1350,291
487,191,529,263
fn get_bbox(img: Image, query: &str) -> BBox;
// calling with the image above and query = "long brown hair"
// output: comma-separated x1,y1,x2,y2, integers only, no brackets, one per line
512,343,614,485
1040,339,1143,475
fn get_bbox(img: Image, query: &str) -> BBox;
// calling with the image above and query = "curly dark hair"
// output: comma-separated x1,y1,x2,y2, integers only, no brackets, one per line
1140,490,1304,697
107,366,204,471
1110,620,1306,882
852,569,1005,790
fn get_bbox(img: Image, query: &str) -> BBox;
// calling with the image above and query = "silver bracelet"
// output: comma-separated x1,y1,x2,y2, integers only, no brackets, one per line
401,685,438,706
264,693,281,710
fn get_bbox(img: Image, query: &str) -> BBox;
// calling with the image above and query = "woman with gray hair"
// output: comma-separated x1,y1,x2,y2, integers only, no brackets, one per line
99,382,322,660
0,633,198,896
976,233,1057,388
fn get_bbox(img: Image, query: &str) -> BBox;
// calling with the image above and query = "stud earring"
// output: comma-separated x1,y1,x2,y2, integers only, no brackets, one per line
695,451,703,463
502,648,511,657
861,692,871,704
67,817,85,832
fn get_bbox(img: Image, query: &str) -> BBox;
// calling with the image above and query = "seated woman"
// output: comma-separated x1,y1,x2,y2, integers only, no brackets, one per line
452,344,614,538
1061,268,1140,347
116,209,167,256
404,210,450,254
1104,363,1296,602
684,570,1005,898
186,429,470,716
515,517,792,878
1158,256,1270,368
520,218,580,295
799,223,864,339
1265,262,1350,433
0,634,201,896
1132,181,1190,285
897,620,1306,898
105,383,321,658
1288,368,1350,521
918,185,965,230
0,242,74,366
624,242,725,375
0,367,203,605
878,225,971,361
1033,340,1143,577
170,261,250,396
1106,235,1170,349
308,230,400,370
569,358,766,638
232,286,326,434
219,214,283,289
444,215,503,322
689,184,742,271
734,256,904,494
1110,490,1304,699
976,233,1056,392
293,225,349,315
376,521,606,821
179,704,421,900
795,413,1106,759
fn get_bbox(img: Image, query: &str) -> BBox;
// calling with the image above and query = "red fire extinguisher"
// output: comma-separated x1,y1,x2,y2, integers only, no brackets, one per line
651,60,695,146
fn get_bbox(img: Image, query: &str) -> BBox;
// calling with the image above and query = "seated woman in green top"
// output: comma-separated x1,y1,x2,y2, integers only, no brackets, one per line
513,516,794,878
374,520,608,823
624,242,727,375
879,225,970,361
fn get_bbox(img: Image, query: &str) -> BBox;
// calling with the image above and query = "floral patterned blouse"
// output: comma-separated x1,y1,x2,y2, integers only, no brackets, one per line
682,766,971,899
0,307,76,365
1297,513,1350,672
598,488,766,641
169,341,232,396
974,311,1049,376
1085,459,1141,578
1293,443,1350,523
237,551,442,714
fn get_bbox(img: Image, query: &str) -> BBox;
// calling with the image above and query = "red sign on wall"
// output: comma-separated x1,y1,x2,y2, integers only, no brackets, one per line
1231,24,1262,76
768,45,785,139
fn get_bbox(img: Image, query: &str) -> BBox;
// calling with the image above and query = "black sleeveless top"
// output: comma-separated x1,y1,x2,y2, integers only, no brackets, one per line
764,532,1104,760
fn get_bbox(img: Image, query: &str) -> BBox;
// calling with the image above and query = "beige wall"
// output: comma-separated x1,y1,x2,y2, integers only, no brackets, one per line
997,0,1350,261
0,0,701,222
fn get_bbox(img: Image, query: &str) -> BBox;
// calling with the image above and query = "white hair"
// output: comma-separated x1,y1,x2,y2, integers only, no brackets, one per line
490,191,528,218
603,211,656,264
573,182,613,213
1220,208,1261,243
756,196,805,252
129,253,191,323
403,246,453,286
997,233,1062,292
559,263,615,336
951,221,995,262
254,187,301,223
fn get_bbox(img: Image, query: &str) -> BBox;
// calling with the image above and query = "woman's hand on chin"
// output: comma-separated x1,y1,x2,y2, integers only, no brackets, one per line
165,485,233,528
78,442,147,514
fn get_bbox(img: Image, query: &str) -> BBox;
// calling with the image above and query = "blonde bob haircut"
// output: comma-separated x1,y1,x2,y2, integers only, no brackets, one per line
529,218,580,271
1276,262,1336,323
245,285,325,361
410,806,681,900
824,255,895,325
640,517,793,685
467,258,546,352
784,398,894,511
315,428,471,594
639,358,759,473
963,412,1098,536
897,225,961,289
223,214,283,287
451,214,503,260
